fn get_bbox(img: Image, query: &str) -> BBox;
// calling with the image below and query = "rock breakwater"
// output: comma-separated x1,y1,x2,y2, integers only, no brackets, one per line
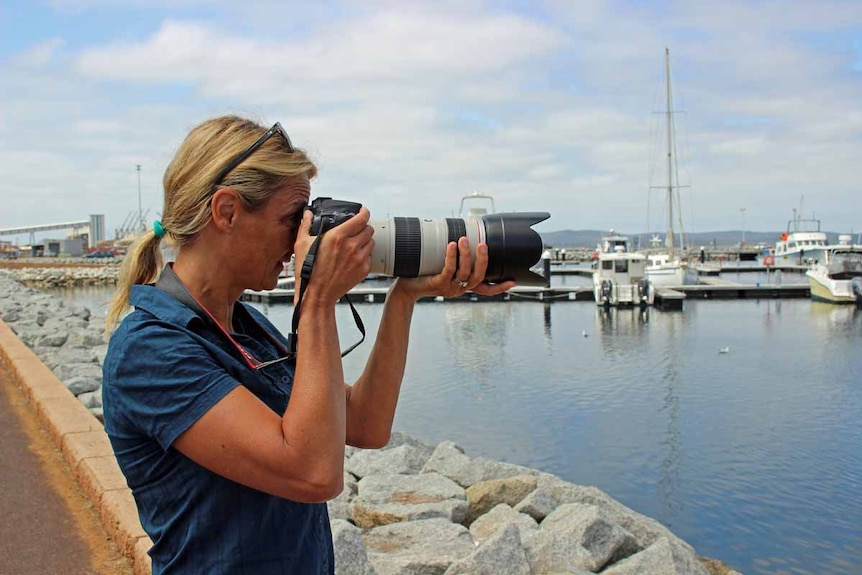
0,260,119,287
0,269,739,575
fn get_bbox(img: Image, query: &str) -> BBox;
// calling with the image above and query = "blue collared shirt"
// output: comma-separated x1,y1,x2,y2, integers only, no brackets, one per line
102,284,333,574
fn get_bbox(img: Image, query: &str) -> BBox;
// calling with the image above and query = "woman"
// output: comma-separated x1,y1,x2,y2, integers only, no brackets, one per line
102,115,513,574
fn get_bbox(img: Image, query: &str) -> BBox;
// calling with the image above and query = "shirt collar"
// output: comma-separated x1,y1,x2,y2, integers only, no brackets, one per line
129,264,259,337
129,283,201,328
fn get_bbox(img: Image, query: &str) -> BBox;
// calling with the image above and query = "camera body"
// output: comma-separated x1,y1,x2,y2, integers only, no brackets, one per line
308,197,362,236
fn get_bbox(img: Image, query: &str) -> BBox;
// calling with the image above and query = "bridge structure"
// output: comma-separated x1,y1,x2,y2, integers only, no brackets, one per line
0,215,105,249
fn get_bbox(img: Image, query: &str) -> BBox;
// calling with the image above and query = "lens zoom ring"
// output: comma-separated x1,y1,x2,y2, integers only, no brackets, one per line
446,218,466,244
394,217,422,277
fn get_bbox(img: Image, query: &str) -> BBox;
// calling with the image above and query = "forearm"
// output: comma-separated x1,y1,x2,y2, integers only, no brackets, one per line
346,282,416,447
281,294,347,482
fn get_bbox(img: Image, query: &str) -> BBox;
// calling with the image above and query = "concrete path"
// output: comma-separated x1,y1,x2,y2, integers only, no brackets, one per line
0,358,132,575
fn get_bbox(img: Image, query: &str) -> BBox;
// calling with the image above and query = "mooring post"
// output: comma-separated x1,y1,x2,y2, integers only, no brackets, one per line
542,250,551,288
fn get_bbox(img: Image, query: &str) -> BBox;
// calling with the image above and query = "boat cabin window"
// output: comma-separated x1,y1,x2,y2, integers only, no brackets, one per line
829,252,862,279
604,238,628,253
615,260,628,273
602,260,613,271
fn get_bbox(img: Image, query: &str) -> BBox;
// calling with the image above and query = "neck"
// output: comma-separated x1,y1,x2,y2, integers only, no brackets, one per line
172,251,242,331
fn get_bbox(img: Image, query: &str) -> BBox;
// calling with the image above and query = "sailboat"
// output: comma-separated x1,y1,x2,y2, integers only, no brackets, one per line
644,48,687,287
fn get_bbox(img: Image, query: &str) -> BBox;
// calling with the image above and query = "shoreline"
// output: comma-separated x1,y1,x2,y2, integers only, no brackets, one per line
0,266,741,574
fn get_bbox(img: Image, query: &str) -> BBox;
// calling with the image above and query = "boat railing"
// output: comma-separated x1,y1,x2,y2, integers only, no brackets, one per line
786,217,822,234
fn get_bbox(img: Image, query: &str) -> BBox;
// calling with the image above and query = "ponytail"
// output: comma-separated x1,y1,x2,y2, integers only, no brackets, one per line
105,231,164,336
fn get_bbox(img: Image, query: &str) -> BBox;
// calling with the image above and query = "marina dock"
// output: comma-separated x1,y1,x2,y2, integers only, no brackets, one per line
675,283,810,300
241,281,812,308
240,260,812,309
550,262,808,276
241,286,597,305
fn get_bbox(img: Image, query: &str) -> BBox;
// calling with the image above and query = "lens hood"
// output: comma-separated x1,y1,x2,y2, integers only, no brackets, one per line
482,212,550,285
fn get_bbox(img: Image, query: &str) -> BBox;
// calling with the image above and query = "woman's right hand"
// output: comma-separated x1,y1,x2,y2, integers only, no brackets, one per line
293,207,374,305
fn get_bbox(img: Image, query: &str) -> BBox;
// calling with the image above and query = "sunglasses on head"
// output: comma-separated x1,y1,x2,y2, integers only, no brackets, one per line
212,122,294,189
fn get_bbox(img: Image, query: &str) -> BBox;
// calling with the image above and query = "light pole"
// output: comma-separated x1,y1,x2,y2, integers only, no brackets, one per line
136,165,143,231
740,207,746,247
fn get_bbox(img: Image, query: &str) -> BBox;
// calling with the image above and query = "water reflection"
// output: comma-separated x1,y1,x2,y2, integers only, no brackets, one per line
592,306,687,520
760,299,782,333
658,308,684,522
543,303,552,343
594,307,650,336
809,302,861,336
442,303,513,391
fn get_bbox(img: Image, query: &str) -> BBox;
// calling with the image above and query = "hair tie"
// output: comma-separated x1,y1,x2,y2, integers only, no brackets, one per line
153,220,166,238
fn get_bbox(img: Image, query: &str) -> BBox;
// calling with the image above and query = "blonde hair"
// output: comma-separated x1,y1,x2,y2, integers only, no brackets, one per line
106,115,317,334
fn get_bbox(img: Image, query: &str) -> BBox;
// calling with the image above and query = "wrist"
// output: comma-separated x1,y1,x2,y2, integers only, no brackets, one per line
389,279,421,305
296,284,339,311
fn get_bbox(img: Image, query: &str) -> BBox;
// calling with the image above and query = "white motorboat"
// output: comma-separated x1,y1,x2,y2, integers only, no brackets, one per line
643,48,686,287
593,232,654,308
805,236,862,306
766,208,830,266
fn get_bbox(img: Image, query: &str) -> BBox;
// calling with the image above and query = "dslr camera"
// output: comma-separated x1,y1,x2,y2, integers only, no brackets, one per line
306,196,549,285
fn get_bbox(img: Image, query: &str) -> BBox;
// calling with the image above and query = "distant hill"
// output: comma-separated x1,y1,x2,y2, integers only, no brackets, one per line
539,230,611,249
539,229,851,249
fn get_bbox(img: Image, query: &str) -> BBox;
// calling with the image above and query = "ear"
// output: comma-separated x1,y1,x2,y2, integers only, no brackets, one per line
211,188,240,232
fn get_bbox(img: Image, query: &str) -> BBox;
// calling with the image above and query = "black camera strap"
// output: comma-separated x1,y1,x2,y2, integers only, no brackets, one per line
288,233,366,359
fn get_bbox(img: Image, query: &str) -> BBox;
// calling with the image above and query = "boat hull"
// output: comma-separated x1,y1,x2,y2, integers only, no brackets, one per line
806,272,862,305
645,264,686,287
593,276,654,307
767,249,829,266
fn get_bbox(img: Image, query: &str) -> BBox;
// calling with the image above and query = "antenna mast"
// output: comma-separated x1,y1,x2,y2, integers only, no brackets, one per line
665,47,675,257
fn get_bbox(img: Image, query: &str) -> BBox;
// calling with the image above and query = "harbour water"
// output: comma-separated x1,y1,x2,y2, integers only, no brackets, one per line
57,283,861,575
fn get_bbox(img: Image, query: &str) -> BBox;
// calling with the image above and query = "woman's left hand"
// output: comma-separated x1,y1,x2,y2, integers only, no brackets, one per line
391,237,516,300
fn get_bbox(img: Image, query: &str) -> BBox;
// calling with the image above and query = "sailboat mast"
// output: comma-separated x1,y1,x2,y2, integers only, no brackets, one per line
665,47,675,256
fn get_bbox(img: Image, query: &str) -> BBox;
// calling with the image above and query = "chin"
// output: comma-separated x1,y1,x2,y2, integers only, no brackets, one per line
261,276,279,291
265,268,283,290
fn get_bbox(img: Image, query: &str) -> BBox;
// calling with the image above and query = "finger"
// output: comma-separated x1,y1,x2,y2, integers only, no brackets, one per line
441,241,458,279
472,281,516,296
298,209,312,234
456,237,472,281
469,243,490,285
338,206,371,234
360,221,375,243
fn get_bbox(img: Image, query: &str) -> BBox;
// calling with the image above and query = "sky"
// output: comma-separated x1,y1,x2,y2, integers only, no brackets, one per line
1,0,861,243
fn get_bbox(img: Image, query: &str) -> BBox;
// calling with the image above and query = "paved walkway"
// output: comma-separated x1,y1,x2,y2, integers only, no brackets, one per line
0,358,132,575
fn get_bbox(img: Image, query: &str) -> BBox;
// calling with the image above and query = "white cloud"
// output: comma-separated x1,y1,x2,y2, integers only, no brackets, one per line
75,12,565,103
1,1,860,238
